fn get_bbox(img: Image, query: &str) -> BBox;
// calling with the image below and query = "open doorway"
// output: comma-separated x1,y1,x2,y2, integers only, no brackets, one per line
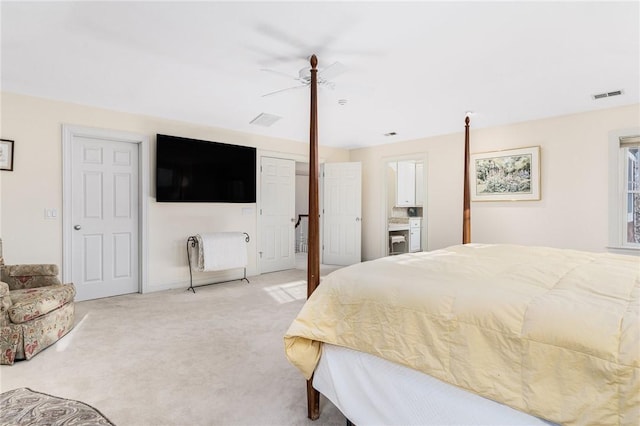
260,156,362,273
294,161,363,268
385,157,427,256
295,162,310,269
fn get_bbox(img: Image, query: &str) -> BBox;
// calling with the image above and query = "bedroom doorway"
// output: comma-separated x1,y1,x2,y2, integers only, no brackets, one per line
259,155,362,272
321,162,362,265
295,161,310,268
296,162,362,266
62,125,149,301
259,156,296,273
384,156,427,256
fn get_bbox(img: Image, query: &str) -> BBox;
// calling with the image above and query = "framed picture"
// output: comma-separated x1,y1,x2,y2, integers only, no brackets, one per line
470,146,540,201
0,139,14,171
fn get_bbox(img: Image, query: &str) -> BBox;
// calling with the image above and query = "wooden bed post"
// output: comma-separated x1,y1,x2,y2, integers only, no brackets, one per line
307,54,320,299
463,116,471,244
306,54,321,421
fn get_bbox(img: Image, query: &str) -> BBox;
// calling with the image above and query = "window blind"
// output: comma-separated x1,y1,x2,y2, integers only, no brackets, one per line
620,135,640,147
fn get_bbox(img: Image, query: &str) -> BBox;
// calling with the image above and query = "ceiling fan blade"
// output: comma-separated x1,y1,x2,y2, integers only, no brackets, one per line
260,68,300,81
319,61,347,80
254,23,308,52
262,84,308,97
253,22,371,59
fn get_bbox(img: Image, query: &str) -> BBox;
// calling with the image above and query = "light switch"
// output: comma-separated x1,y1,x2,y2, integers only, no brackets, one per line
242,207,253,215
44,208,58,219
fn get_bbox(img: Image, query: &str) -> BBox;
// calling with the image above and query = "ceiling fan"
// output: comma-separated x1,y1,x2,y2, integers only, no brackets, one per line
260,60,347,97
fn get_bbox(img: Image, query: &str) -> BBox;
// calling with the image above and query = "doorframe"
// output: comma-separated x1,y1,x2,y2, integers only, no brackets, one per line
256,149,324,273
61,124,150,294
381,152,429,257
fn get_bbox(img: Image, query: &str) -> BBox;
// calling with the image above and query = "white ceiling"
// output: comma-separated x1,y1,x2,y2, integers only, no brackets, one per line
1,1,638,149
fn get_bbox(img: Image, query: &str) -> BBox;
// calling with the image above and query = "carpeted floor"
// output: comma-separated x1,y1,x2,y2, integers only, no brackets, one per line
0,387,115,425
0,259,345,425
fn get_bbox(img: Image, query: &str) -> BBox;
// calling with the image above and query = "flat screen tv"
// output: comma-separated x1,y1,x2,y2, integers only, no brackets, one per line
156,134,256,203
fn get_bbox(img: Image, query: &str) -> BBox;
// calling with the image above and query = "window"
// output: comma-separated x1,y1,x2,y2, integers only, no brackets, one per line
609,131,640,251
622,137,640,246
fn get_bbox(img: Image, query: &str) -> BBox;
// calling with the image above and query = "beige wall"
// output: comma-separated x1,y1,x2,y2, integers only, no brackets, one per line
0,92,348,291
2,91,638,290
351,104,640,260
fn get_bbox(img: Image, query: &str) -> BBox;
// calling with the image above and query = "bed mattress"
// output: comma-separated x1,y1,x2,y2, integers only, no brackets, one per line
314,343,556,425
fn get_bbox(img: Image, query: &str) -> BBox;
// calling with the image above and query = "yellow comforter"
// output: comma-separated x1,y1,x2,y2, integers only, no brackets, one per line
284,244,639,425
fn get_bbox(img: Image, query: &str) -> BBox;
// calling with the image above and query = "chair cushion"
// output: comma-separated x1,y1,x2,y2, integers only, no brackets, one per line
8,284,75,324
4,264,59,277
1,264,61,290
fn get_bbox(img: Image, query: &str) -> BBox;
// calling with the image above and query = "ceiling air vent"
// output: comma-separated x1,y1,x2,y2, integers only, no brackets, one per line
250,113,282,127
592,90,623,100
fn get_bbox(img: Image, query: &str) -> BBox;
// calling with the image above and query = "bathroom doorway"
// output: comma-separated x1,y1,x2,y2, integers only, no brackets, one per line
384,156,427,256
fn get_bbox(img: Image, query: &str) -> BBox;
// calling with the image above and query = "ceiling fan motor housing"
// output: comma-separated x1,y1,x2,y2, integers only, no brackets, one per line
298,67,311,81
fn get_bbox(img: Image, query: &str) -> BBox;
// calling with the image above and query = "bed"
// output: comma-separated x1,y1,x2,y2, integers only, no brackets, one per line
286,244,639,424
285,55,640,425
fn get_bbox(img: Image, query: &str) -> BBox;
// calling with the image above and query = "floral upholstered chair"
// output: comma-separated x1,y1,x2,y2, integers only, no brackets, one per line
0,264,76,364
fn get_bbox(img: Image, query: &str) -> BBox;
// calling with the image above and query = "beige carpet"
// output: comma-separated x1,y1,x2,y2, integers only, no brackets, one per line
0,261,345,426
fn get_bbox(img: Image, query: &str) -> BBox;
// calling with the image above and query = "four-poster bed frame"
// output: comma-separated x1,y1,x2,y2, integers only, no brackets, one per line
304,55,472,419
288,55,636,425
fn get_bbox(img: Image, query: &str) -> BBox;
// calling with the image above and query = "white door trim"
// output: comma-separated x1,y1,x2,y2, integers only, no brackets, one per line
62,124,149,294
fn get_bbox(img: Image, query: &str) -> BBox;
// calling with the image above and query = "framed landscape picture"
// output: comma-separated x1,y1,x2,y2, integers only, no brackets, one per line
0,139,14,171
470,146,540,201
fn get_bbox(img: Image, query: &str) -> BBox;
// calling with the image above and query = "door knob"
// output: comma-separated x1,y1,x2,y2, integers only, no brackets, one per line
74,225,81,230
355,217,361,222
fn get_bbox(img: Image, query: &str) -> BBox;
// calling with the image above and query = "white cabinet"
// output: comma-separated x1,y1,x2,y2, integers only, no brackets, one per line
409,228,420,252
396,161,416,206
409,218,421,252
396,161,424,207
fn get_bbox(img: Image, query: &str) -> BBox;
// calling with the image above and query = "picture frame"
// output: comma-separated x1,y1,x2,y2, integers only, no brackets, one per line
0,139,14,171
470,146,540,201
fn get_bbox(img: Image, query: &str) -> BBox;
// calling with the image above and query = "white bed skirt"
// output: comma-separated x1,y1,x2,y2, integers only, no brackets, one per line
314,343,557,426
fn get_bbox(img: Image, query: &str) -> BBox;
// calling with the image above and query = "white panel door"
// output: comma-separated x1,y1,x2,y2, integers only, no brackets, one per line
260,157,295,273
322,162,362,266
71,137,139,300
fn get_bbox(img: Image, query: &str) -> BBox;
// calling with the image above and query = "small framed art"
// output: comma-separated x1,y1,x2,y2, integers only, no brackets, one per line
0,139,14,171
470,146,540,201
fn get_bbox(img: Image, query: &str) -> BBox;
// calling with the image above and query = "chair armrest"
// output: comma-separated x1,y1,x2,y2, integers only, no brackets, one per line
0,281,11,326
0,264,61,290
